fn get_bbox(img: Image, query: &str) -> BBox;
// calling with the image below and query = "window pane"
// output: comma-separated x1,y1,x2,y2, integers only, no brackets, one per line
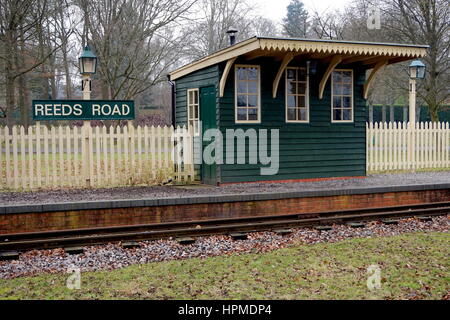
298,96,306,108
299,109,307,121
248,95,257,107
247,68,258,80
298,68,307,81
333,84,342,95
237,81,247,94
287,69,296,79
343,109,351,120
248,108,258,120
237,108,247,120
194,91,199,104
248,81,257,94
189,106,193,119
287,95,296,107
342,84,352,95
237,95,247,107
342,71,352,83
237,68,247,80
333,109,342,121
343,96,351,108
297,82,306,95
287,108,296,120
194,105,199,119
333,97,342,108
333,71,342,83
288,81,296,94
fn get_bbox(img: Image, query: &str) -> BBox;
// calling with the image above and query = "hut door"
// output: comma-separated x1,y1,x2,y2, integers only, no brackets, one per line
200,86,217,185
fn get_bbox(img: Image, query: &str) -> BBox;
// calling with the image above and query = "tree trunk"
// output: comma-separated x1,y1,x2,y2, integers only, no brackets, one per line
5,32,16,127
18,27,30,127
62,44,72,99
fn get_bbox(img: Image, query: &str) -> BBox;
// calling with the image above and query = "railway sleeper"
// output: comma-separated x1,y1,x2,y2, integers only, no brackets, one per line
417,216,433,222
176,237,196,245
64,247,84,255
0,251,19,261
230,233,248,241
122,241,141,249
314,226,333,231
382,219,399,225
273,229,293,236
347,222,366,228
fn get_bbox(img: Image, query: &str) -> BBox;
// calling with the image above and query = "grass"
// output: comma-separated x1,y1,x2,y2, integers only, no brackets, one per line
0,232,449,300
0,152,178,191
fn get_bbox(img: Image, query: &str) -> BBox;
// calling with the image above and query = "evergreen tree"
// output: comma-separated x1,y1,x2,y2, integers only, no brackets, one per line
282,0,309,38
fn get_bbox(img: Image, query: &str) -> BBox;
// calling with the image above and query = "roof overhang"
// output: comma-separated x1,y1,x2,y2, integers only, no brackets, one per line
169,36,429,80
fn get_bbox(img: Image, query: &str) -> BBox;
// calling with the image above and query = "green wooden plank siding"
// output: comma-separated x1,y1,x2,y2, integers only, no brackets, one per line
217,57,367,183
174,65,220,181
174,65,219,127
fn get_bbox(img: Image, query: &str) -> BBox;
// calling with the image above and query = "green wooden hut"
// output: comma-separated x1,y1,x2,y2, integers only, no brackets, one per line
169,36,427,185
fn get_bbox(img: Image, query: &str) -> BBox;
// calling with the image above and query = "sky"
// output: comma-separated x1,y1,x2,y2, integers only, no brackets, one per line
254,0,352,24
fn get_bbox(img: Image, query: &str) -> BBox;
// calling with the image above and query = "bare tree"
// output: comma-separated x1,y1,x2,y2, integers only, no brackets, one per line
77,0,197,101
0,0,62,126
378,0,450,121
182,0,260,61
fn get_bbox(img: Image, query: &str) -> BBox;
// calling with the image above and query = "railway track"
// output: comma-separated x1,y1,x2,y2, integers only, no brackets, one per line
1,201,449,252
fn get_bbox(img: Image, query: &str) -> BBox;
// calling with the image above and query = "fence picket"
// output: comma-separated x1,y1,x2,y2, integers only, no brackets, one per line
366,121,450,173
28,126,34,189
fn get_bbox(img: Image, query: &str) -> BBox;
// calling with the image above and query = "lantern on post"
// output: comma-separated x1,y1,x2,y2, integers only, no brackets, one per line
409,60,426,80
408,60,426,125
79,45,98,75
78,45,98,188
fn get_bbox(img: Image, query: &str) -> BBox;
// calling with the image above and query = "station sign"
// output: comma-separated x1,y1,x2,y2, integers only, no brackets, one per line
32,100,135,121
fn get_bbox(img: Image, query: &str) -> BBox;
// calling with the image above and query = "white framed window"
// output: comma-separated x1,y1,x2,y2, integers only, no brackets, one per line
331,69,354,123
235,65,261,123
187,88,200,135
286,66,309,123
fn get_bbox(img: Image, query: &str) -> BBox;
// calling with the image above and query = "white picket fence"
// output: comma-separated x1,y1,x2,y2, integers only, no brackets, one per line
0,124,195,190
367,122,450,172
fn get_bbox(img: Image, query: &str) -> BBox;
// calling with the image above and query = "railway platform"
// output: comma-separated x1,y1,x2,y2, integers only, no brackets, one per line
1,172,449,235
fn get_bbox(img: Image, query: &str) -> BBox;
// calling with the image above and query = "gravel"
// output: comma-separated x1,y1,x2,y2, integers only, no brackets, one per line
0,215,448,279
1,171,450,206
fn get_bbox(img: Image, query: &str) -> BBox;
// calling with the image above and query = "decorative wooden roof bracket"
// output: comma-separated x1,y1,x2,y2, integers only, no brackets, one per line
319,55,342,100
363,59,388,99
219,57,237,98
272,52,295,98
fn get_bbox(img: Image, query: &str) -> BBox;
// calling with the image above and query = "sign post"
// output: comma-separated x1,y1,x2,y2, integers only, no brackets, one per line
82,75,91,187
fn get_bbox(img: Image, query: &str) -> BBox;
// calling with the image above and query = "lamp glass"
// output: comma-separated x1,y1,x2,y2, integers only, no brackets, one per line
409,60,426,80
416,66,426,79
79,46,98,75
80,57,97,74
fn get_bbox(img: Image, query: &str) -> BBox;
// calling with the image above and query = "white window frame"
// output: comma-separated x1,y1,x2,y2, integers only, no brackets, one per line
187,88,200,136
285,66,310,123
331,69,354,123
234,64,261,124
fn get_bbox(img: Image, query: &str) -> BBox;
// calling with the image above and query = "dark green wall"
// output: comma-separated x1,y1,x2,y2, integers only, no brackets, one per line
174,58,368,184
174,65,219,127
217,57,367,183
174,65,220,181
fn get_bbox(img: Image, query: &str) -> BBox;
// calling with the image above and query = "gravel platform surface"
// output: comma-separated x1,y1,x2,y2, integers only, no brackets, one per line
1,171,450,206
0,215,448,279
